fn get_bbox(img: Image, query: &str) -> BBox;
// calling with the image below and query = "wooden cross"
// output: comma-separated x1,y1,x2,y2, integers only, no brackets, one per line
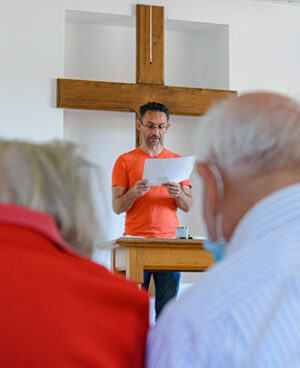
57,4,236,146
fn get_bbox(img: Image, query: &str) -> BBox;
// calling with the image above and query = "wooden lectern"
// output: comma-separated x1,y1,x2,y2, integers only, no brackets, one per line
112,237,214,284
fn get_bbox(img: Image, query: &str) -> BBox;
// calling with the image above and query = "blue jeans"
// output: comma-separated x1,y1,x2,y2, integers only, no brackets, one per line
142,271,181,318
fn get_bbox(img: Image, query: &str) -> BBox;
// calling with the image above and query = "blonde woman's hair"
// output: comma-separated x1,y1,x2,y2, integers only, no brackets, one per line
0,139,104,256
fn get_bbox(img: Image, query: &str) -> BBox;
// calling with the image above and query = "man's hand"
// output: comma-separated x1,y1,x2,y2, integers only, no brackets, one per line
162,182,181,198
133,179,151,197
112,179,151,214
162,182,192,212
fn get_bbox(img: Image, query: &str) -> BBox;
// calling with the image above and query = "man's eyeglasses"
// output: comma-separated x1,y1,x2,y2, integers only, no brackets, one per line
140,121,168,131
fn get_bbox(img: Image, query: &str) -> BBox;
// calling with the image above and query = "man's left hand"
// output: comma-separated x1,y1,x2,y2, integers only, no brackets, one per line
162,182,181,198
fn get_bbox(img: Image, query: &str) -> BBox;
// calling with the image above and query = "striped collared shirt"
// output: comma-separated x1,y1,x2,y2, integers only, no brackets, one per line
146,184,300,368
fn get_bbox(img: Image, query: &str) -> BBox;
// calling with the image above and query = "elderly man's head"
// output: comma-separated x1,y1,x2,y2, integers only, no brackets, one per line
0,140,104,256
197,92,300,243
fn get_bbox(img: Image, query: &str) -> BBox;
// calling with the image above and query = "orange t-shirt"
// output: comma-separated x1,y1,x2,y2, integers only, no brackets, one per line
112,148,192,238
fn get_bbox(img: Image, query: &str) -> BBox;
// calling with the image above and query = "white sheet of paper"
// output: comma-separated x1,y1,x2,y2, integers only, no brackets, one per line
143,155,196,186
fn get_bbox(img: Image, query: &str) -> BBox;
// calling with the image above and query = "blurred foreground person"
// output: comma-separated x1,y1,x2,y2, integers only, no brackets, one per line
147,92,300,367
0,140,148,368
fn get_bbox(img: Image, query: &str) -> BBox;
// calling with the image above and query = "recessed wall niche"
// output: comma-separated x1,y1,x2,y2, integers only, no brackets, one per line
64,9,229,88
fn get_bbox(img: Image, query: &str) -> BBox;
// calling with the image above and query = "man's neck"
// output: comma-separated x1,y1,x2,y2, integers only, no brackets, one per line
139,143,164,157
223,166,300,241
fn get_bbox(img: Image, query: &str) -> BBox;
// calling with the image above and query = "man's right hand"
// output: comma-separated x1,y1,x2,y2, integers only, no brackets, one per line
112,180,151,214
132,179,151,197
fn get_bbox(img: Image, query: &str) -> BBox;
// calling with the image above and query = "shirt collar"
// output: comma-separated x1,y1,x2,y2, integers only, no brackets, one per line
0,203,82,257
227,183,300,256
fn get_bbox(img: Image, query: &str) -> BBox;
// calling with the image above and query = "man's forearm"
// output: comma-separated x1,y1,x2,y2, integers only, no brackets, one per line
176,189,192,212
113,180,151,215
113,188,137,214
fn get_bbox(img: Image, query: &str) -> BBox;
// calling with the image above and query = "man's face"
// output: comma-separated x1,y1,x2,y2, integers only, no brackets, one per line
139,111,169,147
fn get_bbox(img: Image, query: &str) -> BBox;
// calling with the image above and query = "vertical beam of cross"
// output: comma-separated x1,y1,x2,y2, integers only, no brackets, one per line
135,4,164,147
136,5,164,85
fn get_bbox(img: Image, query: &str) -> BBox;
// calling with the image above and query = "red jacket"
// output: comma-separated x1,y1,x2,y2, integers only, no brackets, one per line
0,204,149,367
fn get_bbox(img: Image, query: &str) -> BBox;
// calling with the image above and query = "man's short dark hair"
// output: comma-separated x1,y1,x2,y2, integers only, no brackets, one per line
139,102,170,122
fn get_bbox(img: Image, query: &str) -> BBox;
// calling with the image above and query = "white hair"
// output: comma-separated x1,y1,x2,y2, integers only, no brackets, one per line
197,92,300,178
0,140,105,256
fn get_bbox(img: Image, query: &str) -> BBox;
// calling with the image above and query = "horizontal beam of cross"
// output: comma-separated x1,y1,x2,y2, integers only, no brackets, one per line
57,79,236,116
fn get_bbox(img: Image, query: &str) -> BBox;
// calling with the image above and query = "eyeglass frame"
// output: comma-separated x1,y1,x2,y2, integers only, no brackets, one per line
139,120,169,131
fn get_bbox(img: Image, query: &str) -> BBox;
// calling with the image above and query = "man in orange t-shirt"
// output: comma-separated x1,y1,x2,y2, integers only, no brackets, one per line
112,102,193,318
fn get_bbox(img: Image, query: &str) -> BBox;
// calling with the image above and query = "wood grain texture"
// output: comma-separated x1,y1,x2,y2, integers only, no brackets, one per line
126,247,144,282
143,247,213,270
136,5,164,85
112,237,214,283
116,237,205,246
57,78,236,115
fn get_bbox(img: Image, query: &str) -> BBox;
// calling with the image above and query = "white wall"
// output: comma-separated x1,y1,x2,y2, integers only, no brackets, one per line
165,25,229,89
0,0,65,140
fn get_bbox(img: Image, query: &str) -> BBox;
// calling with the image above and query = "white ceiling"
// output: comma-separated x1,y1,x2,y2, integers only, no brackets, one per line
250,0,300,5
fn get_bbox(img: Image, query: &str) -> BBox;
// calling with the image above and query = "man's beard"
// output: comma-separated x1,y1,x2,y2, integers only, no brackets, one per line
146,134,161,146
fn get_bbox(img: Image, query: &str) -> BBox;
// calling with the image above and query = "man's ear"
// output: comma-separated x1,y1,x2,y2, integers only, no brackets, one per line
166,121,170,132
196,162,219,216
136,118,141,131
